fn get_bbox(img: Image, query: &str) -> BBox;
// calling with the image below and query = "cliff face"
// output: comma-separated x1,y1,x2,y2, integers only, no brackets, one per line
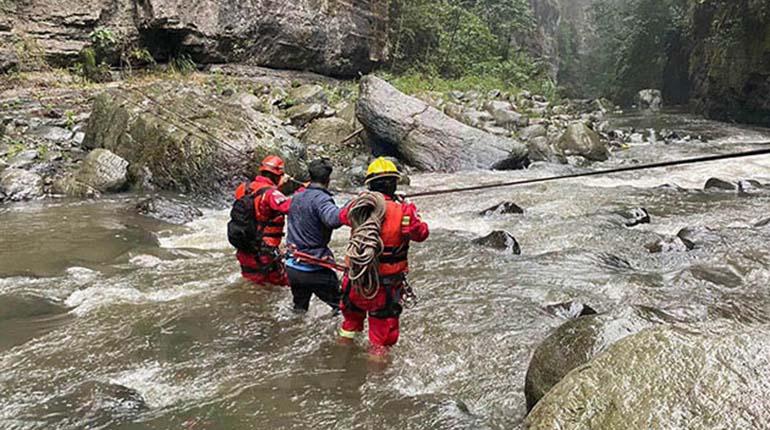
525,0,596,96
687,0,770,126
0,0,388,77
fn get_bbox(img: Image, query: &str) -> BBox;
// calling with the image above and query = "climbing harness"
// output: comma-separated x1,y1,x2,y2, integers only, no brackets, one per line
404,146,770,198
288,248,348,272
345,191,387,300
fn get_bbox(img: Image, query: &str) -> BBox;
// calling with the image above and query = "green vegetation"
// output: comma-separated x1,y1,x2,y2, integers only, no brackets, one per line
584,0,687,104
385,0,552,96
64,110,76,130
169,54,197,76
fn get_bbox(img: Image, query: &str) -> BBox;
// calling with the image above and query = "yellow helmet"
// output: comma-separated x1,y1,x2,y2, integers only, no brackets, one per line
364,157,400,184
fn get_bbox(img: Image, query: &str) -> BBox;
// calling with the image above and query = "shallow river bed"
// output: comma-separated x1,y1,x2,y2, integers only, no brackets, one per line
1,113,770,429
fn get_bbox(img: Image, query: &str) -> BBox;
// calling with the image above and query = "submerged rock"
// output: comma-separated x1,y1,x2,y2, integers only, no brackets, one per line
527,322,770,429
543,301,597,320
704,177,736,191
35,381,147,428
622,207,650,227
524,305,678,411
136,196,203,225
676,226,722,250
472,230,521,255
356,76,528,172
0,168,44,201
478,201,524,216
555,122,609,161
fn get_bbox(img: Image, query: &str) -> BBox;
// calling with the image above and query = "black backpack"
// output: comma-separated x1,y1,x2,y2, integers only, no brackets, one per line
227,187,270,253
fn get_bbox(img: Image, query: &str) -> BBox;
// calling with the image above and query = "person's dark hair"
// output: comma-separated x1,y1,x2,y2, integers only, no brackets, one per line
308,158,333,185
260,170,281,185
368,176,398,196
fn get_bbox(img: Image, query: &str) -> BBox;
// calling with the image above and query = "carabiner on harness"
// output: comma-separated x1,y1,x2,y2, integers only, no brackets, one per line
400,276,418,309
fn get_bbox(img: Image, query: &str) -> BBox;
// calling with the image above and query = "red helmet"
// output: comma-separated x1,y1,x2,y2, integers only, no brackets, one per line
259,155,285,176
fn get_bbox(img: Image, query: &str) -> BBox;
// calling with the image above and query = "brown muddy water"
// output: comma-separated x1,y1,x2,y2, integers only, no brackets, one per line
1,113,770,429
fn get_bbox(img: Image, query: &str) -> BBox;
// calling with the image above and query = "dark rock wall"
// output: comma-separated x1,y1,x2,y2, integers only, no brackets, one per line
0,0,388,77
687,0,770,126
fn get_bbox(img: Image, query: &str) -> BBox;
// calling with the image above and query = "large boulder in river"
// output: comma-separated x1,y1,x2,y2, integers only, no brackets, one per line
0,0,387,77
636,89,662,111
83,84,306,195
356,76,528,171
526,322,770,429
0,168,44,201
555,122,609,161
524,305,674,411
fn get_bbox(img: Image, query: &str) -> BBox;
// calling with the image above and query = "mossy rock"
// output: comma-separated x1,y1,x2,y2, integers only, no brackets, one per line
526,322,770,429
524,306,675,411
83,82,306,196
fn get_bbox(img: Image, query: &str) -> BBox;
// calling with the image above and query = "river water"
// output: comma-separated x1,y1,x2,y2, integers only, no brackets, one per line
1,112,770,429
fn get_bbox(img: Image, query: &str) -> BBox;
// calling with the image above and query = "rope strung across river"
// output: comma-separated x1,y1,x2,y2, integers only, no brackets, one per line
345,192,387,300
109,87,770,200
404,146,770,199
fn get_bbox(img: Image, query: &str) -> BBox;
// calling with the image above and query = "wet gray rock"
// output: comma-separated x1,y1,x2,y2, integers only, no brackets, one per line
524,305,680,411
485,101,528,129
704,177,737,191
286,103,325,127
302,117,355,148
527,322,770,429
472,230,521,255
555,122,609,161
518,124,547,141
356,76,528,172
647,236,692,253
676,226,722,250
136,196,203,225
29,125,73,142
527,136,564,163
74,149,130,194
288,84,327,105
7,150,39,169
0,168,44,201
737,179,764,193
622,207,650,227
479,201,524,216
637,89,662,111
543,301,597,319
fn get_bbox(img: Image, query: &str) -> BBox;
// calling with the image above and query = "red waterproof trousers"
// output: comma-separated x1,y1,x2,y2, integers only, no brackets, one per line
236,250,288,286
339,276,402,349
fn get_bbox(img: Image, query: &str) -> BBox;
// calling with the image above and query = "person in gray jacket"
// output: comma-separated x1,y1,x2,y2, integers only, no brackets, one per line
285,159,344,313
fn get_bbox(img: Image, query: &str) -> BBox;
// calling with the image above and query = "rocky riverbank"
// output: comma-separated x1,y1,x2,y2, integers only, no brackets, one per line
1,66,714,207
